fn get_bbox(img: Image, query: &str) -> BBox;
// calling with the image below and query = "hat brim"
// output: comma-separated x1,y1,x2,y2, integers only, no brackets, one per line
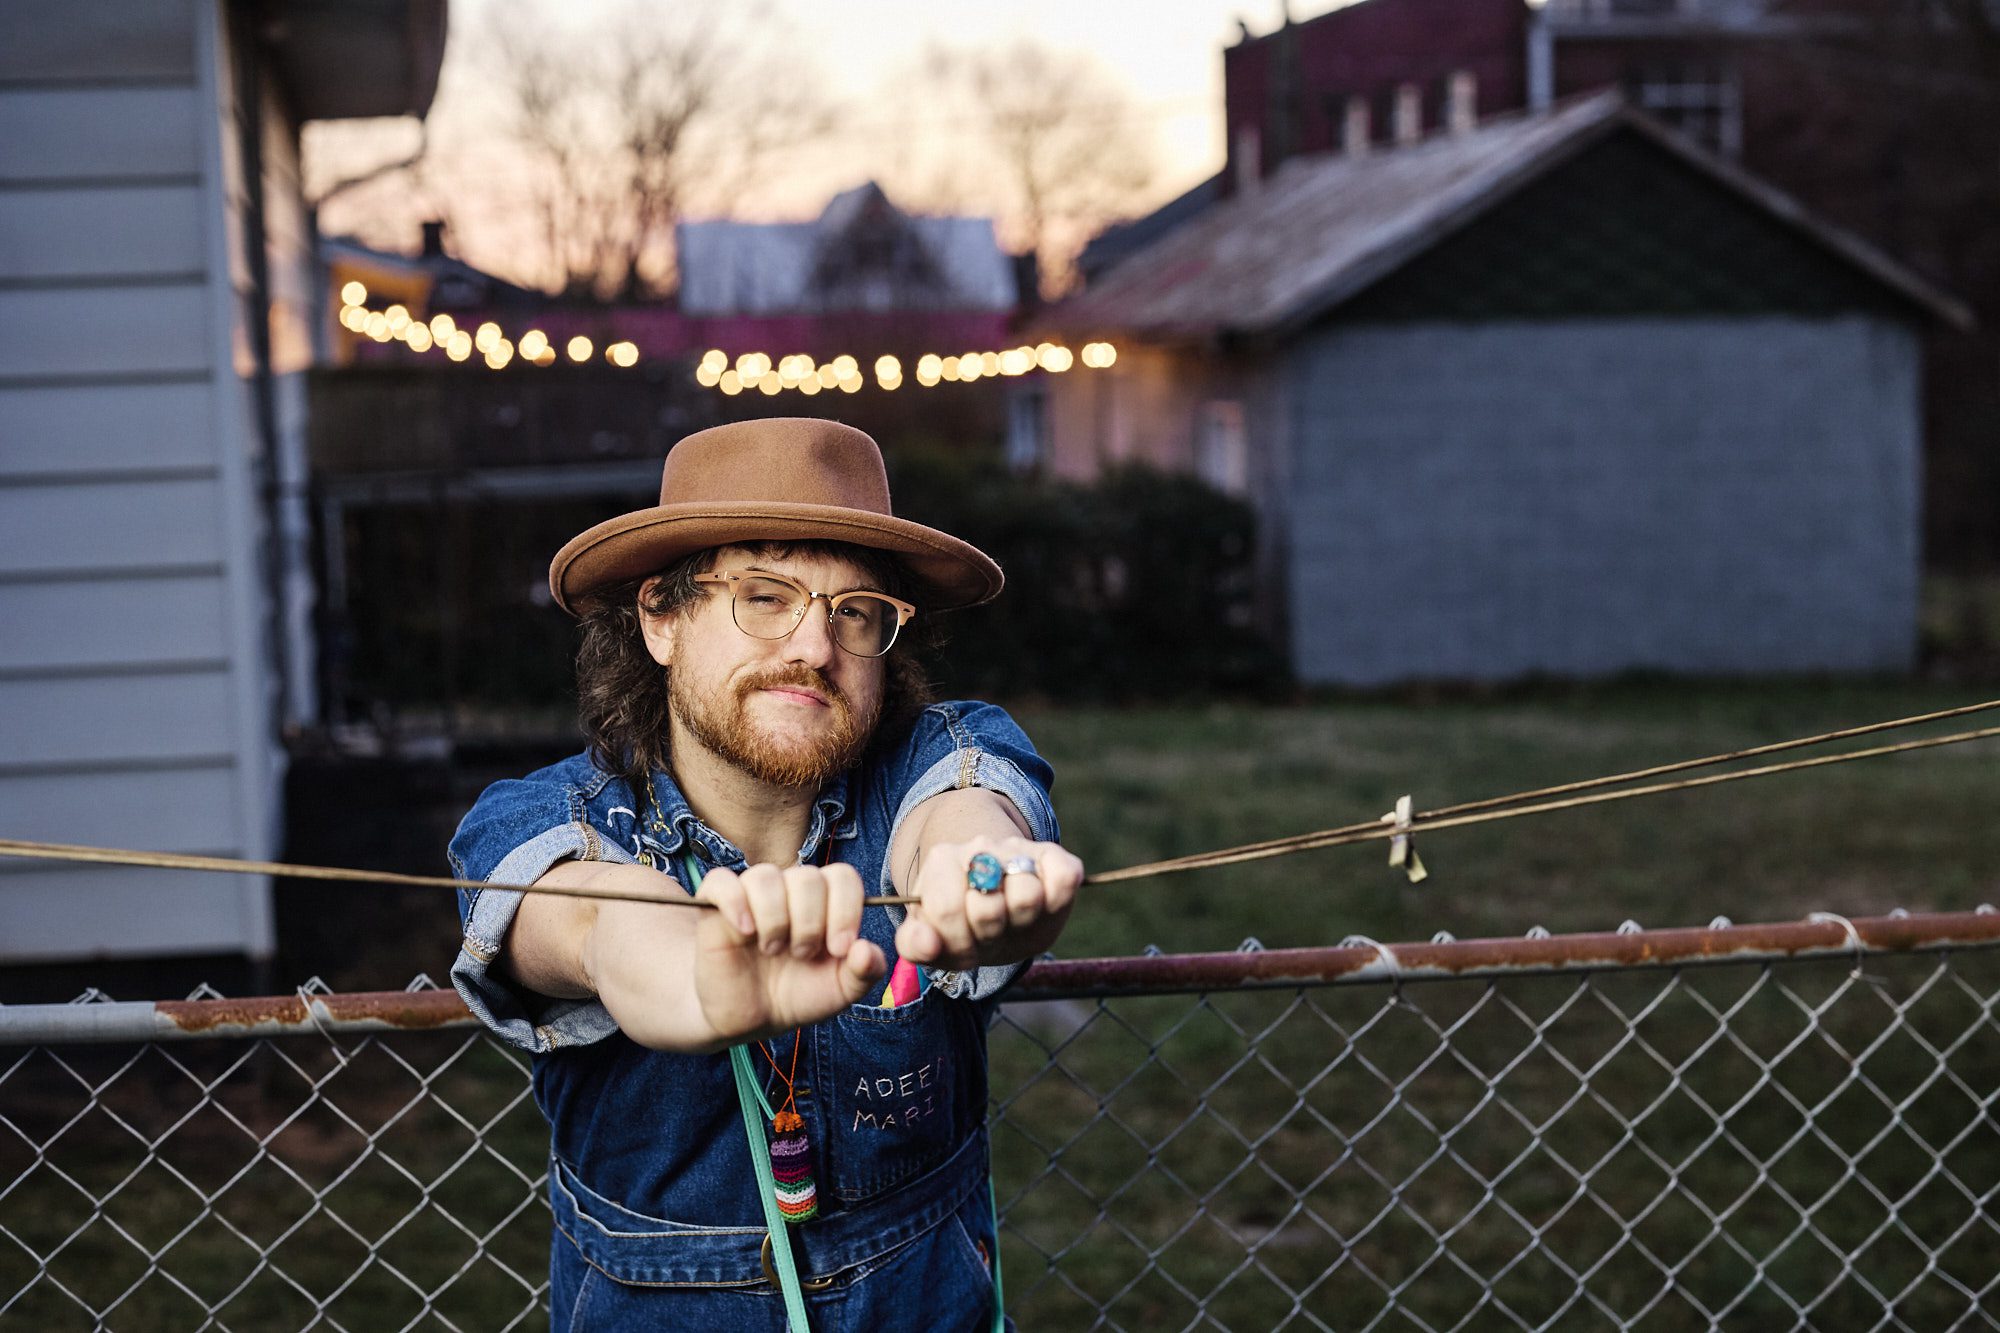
549,501,1004,615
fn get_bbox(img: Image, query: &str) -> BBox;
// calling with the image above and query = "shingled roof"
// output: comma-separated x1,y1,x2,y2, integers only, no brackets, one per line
1045,92,1969,341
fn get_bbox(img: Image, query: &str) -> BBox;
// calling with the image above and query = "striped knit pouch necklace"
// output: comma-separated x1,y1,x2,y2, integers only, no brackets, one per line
758,1031,818,1222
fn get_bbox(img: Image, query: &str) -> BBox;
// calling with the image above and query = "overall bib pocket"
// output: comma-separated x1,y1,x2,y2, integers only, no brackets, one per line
817,989,984,1204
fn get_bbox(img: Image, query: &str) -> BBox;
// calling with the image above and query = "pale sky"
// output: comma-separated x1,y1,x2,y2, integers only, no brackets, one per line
307,0,1321,289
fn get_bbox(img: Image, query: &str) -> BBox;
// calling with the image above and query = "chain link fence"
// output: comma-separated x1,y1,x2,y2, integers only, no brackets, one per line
3,911,1997,1331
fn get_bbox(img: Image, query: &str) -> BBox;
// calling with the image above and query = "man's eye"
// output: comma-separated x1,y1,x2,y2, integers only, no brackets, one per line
836,602,881,623
744,594,790,609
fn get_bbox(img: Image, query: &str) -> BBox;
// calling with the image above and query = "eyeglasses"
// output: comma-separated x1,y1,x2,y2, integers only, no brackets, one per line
692,570,916,658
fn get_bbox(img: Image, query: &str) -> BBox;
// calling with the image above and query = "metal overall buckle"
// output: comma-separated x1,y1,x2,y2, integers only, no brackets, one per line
761,1232,837,1292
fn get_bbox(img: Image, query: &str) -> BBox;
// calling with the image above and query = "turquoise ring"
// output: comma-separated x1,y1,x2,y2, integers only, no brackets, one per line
966,853,1005,893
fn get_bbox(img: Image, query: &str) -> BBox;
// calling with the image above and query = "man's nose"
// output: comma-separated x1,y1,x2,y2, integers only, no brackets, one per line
784,596,840,665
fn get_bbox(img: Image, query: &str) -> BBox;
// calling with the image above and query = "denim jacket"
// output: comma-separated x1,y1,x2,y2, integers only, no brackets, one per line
448,701,1055,1330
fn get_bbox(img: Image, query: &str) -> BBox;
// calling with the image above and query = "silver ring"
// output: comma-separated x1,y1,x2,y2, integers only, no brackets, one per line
1003,856,1038,877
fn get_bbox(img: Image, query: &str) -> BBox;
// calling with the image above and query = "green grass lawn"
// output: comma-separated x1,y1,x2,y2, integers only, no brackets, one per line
1021,680,2000,960
7,681,1998,1329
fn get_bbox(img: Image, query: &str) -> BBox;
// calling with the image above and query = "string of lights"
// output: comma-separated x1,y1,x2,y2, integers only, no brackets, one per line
333,281,1117,391
335,281,637,370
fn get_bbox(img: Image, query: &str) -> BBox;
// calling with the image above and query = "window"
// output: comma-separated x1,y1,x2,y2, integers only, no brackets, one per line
1005,384,1048,473
1630,61,1742,157
1197,400,1249,495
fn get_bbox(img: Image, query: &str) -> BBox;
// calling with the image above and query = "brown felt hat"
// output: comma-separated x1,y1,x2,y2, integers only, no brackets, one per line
548,418,1003,615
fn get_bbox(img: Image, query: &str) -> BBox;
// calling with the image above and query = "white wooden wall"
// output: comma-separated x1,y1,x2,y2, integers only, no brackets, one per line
0,0,280,961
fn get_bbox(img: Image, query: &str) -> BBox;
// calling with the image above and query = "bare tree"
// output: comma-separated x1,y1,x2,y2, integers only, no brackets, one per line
483,2,831,299
913,41,1158,297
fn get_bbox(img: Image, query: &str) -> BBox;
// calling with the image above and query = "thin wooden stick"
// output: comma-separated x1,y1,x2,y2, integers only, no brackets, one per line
1083,721,2000,883
1084,697,2000,883
2,706,1995,902
0,838,916,908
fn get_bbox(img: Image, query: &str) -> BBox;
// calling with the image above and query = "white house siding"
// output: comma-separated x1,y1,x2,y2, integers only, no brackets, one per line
1285,318,1922,685
0,0,280,961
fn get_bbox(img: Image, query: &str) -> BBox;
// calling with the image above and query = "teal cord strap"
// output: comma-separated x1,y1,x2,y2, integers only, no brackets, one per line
732,1045,814,1332
988,1177,1007,1331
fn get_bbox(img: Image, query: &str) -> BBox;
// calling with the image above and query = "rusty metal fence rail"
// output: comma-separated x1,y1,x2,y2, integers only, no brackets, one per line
3,909,1998,1331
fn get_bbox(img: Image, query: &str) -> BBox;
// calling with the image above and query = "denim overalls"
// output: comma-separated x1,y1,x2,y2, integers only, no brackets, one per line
448,702,1056,1331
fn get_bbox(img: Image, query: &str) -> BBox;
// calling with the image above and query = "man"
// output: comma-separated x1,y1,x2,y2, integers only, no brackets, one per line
448,418,1081,1331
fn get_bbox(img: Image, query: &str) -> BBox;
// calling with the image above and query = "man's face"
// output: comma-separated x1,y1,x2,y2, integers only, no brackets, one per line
642,545,890,788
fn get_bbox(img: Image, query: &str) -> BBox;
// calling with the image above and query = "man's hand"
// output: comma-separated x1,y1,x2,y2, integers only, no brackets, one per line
688,863,887,1043
894,834,1084,971
509,859,886,1052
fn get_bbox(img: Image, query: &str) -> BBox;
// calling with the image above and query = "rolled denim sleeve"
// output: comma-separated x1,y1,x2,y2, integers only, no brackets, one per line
882,701,1060,1002
447,775,627,1053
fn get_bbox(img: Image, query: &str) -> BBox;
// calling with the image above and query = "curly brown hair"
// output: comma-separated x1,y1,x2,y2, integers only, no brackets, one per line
574,541,939,790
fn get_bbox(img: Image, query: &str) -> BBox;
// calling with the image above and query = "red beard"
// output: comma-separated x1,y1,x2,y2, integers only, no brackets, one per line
669,662,878,789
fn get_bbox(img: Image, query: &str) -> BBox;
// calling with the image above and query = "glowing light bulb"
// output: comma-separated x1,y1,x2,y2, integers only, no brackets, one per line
429,313,456,341
832,355,859,377
758,375,781,396
719,369,742,394
566,335,593,363
608,341,639,368
979,351,1000,377
873,355,900,380
447,332,472,361
364,313,391,342
841,376,863,394
701,348,728,372
474,322,502,352
406,325,435,353
799,377,821,396
340,281,367,306
917,354,942,379
696,363,721,387
486,339,514,369
817,364,840,388
339,305,367,333
917,364,941,387
519,330,549,360
384,304,411,335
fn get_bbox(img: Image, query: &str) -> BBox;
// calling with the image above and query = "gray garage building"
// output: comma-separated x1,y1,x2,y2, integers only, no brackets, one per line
1039,93,1969,686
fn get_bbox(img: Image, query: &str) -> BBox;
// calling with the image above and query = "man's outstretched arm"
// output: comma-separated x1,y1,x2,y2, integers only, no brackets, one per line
498,859,886,1053
888,786,1084,972
496,787,1081,1051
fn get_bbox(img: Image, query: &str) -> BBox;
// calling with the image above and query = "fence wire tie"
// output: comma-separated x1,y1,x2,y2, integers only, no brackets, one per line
1807,910,1885,988
1341,935,1405,998
295,984,352,1064
1380,795,1429,884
